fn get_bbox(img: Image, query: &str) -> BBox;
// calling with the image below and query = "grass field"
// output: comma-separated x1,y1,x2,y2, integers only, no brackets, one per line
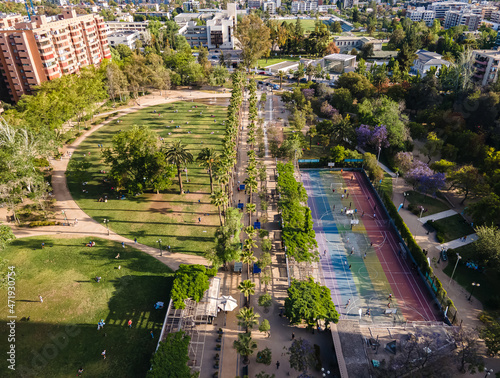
281,18,324,33
406,190,450,216
0,237,173,377
432,214,474,242
257,56,301,68
67,101,228,256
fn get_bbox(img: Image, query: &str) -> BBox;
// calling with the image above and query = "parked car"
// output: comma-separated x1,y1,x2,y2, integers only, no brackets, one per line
259,71,266,74
211,55,218,59
441,249,447,261
258,81,264,84
272,84,280,90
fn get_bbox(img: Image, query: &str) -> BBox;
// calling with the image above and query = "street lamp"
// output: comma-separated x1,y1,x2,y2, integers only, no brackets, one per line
321,368,331,377
468,282,480,301
484,368,493,377
402,192,409,208
103,219,109,235
157,239,162,256
449,253,462,286
377,145,382,162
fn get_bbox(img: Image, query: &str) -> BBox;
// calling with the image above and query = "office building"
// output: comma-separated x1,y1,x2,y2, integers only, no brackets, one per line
107,31,140,49
428,1,468,19
472,49,500,87
0,9,110,103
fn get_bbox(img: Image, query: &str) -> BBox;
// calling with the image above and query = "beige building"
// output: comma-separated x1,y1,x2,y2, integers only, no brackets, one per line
472,49,500,87
0,9,111,102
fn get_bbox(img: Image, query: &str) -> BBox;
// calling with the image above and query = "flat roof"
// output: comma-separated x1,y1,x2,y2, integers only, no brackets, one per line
323,53,356,61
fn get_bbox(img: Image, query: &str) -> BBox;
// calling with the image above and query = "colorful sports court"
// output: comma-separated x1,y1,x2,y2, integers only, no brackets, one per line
301,169,441,323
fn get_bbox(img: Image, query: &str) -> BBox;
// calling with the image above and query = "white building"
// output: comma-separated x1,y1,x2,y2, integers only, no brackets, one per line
406,7,436,26
183,1,199,12
263,1,276,14
411,49,451,76
472,49,500,86
428,1,470,19
333,36,383,53
291,1,318,14
444,10,482,31
343,0,358,9
107,31,140,50
106,21,149,33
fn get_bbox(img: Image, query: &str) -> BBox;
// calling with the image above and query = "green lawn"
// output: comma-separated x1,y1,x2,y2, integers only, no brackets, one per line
0,237,173,377
68,101,227,256
443,243,498,310
431,214,474,242
406,190,450,216
257,56,301,68
281,18,323,33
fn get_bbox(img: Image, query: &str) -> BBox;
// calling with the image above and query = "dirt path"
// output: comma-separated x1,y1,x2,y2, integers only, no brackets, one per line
5,90,231,270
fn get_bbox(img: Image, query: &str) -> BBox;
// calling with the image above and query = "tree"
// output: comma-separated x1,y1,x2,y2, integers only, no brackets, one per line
236,14,272,71
361,42,374,59
480,320,500,356
325,41,340,55
430,159,456,174
258,293,272,312
258,319,271,338
164,140,193,194
103,125,174,194
256,346,272,363
233,332,257,365
335,72,375,100
197,147,218,194
331,21,343,33
171,264,216,309
255,372,275,378
287,338,316,374
448,165,482,204
238,279,256,303
406,160,446,195
421,132,444,164
241,239,257,278
210,190,227,226
0,226,15,250
397,42,418,71
246,203,257,225
331,87,353,113
284,278,339,328
278,71,285,89
330,145,346,164
394,151,413,174
106,61,129,102
474,225,500,271
213,207,244,268
257,252,272,270
236,306,260,333
147,331,196,378
453,328,483,373
467,194,500,226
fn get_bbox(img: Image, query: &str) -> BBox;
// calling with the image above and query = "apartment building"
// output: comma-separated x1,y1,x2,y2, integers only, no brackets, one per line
106,21,148,33
472,49,500,87
428,1,468,19
343,0,358,9
406,7,436,26
444,10,481,31
482,6,498,21
0,9,110,103
107,31,139,49
0,14,25,29
291,1,318,14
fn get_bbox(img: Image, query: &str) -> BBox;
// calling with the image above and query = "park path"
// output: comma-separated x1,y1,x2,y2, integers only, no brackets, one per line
7,89,232,270
436,234,478,250
419,209,457,223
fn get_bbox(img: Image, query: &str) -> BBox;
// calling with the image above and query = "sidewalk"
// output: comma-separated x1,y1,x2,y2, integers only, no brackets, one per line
419,209,457,223
437,234,478,251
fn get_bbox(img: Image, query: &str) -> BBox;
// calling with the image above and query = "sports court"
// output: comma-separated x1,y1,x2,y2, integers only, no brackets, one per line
301,169,441,323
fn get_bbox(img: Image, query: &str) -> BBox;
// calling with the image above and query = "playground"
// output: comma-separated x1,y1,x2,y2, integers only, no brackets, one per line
301,169,441,324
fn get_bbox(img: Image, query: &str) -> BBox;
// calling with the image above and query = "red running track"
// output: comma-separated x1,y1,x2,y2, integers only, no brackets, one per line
343,171,440,322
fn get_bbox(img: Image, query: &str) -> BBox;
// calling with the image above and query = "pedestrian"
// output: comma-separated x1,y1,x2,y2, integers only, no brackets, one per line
351,247,354,254
75,218,78,225
77,367,84,376
388,293,392,300
347,237,349,243
342,194,344,199
167,245,171,251
115,253,120,259
333,204,335,210
291,332,295,340
349,264,351,269
128,319,132,328
364,253,367,259
150,330,154,338
349,202,351,208
276,361,280,369
198,199,201,204
41,242,45,249
464,235,467,241
324,250,326,256
344,189,347,194
351,175,354,181
370,242,373,247
347,193,349,199
134,238,137,244
198,217,201,223
101,350,106,359
365,308,370,316
346,299,350,308
373,213,376,218
362,211,365,217
39,295,43,303
122,242,125,248
387,302,391,308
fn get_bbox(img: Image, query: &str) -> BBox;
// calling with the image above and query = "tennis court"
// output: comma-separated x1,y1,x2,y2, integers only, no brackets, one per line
301,169,440,324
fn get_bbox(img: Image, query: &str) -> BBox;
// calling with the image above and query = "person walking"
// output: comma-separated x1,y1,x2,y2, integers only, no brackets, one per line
388,293,392,301
150,330,154,338
41,242,45,249
101,350,106,360
128,319,132,328
77,367,84,376
364,253,367,259
291,333,295,340
346,299,350,308
276,361,280,369
38,295,43,303
121,242,125,248
134,238,137,244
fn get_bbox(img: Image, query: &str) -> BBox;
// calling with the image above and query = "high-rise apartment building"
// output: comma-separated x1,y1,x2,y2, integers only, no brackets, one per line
406,7,436,26
444,10,481,31
0,9,110,103
472,50,500,87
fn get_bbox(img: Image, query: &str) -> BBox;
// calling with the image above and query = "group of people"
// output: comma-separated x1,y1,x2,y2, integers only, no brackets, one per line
86,241,96,247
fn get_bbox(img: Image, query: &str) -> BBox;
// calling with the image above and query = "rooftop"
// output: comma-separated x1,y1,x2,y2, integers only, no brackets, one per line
323,53,356,61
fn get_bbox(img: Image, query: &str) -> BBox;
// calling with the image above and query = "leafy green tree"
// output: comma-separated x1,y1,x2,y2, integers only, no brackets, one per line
467,194,500,226
331,21,343,33
106,61,129,102
171,265,216,309
102,125,174,194
237,306,260,332
233,332,257,365
330,145,346,164
164,140,193,194
236,14,272,71
245,202,257,225
0,226,15,250
258,319,271,338
212,207,243,268
210,190,227,226
258,293,272,312
421,132,444,164
447,165,482,204
285,278,339,328
257,252,272,270
287,338,317,374
474,225,500,271
430,159,456,174
335,72,375,100
256,346,272,363
480,321,500,356
238,279,256,303
147,331,196,378
330,87,353,114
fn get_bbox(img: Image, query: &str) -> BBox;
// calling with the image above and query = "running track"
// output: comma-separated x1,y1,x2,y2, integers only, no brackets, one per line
302,169,440,322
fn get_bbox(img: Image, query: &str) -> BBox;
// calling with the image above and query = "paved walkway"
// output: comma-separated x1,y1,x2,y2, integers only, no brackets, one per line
5,90,232,270
436,234,479,250
419,209,457,223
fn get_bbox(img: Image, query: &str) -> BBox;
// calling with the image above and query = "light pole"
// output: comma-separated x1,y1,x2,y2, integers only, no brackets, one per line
468,282,480,301
484,368,493,378
377,145,381,162
103,219,109,235
157,239,162,256
449,253,462,286
402,192,409,208
413,206,425,239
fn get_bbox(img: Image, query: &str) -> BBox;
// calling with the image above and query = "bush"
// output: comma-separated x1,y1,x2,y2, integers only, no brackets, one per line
256,347,272,365
28,221,57,228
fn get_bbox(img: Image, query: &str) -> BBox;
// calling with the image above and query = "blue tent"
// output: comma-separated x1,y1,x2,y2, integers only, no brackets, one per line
253,263,261,274
253,221,261,229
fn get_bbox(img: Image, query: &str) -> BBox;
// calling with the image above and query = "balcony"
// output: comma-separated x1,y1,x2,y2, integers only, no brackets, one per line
475,59,488,66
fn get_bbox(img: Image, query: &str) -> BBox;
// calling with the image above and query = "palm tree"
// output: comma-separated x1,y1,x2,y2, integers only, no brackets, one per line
210,190,227,226
244,225,257,239
244,176,258,202
246,203,256,225
164,140,193,194
238,279,256,304
241,240,257,278
296,62,305,86
197,147,218,194
233,332,257,365
307,125,317,150
278,71,285,89
305,63,315,81
236,307,260,333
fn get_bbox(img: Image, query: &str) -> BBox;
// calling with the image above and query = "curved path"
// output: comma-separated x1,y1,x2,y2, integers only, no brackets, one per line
9,90,231,270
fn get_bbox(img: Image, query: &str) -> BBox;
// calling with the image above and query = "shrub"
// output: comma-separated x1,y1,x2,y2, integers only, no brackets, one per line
256,347,272,365
28,221,56,228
